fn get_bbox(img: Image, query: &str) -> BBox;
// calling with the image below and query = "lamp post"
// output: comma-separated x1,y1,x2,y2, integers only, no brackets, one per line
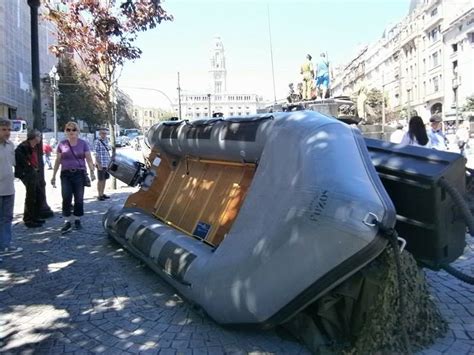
207,93,211,117
452,76,460,130
27,0,42,131
49,66,60,141
406,81,412,124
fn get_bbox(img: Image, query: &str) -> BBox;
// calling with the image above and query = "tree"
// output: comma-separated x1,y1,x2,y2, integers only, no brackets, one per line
116,90,137,129
364,88,384,124
44,0,172,145
55,57,107,131
462,95,474,112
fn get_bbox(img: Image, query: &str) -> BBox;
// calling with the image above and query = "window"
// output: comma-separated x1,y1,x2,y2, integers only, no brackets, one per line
432,51,439,67
433,76,439,92
453,60,458,75
431,8,438,17
430,27,439,42
452,43,458,52
469,33,474,44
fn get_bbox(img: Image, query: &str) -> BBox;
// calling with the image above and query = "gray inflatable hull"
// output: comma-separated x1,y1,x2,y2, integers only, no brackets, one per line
104,111,396,326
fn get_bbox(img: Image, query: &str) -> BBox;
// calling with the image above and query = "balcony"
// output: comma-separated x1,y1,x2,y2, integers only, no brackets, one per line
424,89,444,102
424,13,443,32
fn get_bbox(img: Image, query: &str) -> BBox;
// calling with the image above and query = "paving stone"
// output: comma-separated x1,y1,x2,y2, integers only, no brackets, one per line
4,181,473,355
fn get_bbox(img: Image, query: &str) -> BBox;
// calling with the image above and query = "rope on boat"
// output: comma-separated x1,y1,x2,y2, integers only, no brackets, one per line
376,223,413,355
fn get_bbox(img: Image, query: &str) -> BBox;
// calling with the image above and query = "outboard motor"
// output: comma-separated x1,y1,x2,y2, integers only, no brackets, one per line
108,153,147,187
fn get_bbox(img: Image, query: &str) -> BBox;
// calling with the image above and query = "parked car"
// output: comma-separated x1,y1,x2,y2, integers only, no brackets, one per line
115,135,129,147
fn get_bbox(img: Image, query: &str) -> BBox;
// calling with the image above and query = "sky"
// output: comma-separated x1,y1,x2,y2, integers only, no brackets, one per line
119,0,411,108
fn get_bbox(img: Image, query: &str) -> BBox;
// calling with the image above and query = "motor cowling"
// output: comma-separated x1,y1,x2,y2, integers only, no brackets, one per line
108,153,147,187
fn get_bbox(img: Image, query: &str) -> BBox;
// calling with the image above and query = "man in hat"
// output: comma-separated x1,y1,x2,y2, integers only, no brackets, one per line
300,54,314,101
428,115,448,151
94,128,111,201
15,129,45,228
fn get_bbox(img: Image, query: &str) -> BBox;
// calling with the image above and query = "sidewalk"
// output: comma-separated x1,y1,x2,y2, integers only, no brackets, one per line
1,168,473,354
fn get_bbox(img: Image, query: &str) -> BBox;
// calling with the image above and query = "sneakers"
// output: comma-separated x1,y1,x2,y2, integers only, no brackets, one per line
61,222,72,234
1,246,23,254
74,220,82,230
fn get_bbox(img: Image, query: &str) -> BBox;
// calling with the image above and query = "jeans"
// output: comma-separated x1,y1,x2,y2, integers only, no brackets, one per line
44,153,52,169
61,170,85,217
0,194,14,249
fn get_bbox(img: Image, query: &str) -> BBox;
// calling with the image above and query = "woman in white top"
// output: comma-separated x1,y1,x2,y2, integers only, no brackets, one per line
400,116,432,148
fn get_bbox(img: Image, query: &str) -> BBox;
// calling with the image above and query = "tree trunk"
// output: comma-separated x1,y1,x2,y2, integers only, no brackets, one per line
108,102,117,190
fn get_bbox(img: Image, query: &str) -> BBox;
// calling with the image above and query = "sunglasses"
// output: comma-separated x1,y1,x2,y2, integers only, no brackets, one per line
66,128,77,132
1,128,11,132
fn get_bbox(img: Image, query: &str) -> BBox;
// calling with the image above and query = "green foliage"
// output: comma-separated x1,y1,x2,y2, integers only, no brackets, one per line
44,0,173,141
462,95,474,112
116,91,137,129
366,88,384,109
55,58,107,131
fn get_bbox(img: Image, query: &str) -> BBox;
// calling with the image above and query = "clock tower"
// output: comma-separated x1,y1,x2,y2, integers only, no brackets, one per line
209,37,227,94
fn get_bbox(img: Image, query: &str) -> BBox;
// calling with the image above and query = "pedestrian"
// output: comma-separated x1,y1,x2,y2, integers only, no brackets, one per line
456,122,470,156
315,52,330,99
14,129,45,228
401,116,432,148
51,122,96,234
0,118,22,261
300,54,314,101
49,137,57,150
427,115,448,151
94,128,111,201
389,123,405,144
43,141,53,169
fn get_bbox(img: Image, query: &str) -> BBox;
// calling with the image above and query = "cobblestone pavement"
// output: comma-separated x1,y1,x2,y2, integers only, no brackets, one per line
1,162,474,354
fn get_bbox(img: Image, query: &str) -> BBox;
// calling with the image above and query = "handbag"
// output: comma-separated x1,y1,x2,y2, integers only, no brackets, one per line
66,140,91,187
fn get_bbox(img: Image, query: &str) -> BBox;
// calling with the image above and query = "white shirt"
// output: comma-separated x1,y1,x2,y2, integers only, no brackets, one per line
428,129,448,151
400,132,432,149
390,129,405,144
0,140,15,196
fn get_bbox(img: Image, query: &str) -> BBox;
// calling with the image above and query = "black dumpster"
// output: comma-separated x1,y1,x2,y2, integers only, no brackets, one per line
365,138,467,269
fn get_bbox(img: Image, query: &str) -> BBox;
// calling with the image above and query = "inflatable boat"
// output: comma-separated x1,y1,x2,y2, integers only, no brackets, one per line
103,111,396,326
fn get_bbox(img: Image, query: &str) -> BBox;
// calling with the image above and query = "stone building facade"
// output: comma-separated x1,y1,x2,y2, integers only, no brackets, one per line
332,0,473,123
0,1,57,128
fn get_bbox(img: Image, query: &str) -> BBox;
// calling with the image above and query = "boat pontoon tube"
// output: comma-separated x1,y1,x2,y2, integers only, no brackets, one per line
104,111,396,326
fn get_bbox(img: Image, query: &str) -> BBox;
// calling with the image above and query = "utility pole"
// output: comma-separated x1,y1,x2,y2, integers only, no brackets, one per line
207,93,211,117
382,73,386,138
267,4,277,105
49,66,60,141
177,72,182,120
452,76,460,130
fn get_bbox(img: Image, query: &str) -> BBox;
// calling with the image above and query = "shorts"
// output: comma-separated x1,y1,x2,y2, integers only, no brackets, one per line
316,74,329,89
97,167,110,181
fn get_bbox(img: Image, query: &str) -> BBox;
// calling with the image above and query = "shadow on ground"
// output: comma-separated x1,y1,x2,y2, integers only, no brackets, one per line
0,190,306,354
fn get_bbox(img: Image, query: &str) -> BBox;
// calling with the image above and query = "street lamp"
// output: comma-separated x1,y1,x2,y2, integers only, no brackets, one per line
49,65,60,141
452,76,460,130
207,93,211,117
406,81,412,124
